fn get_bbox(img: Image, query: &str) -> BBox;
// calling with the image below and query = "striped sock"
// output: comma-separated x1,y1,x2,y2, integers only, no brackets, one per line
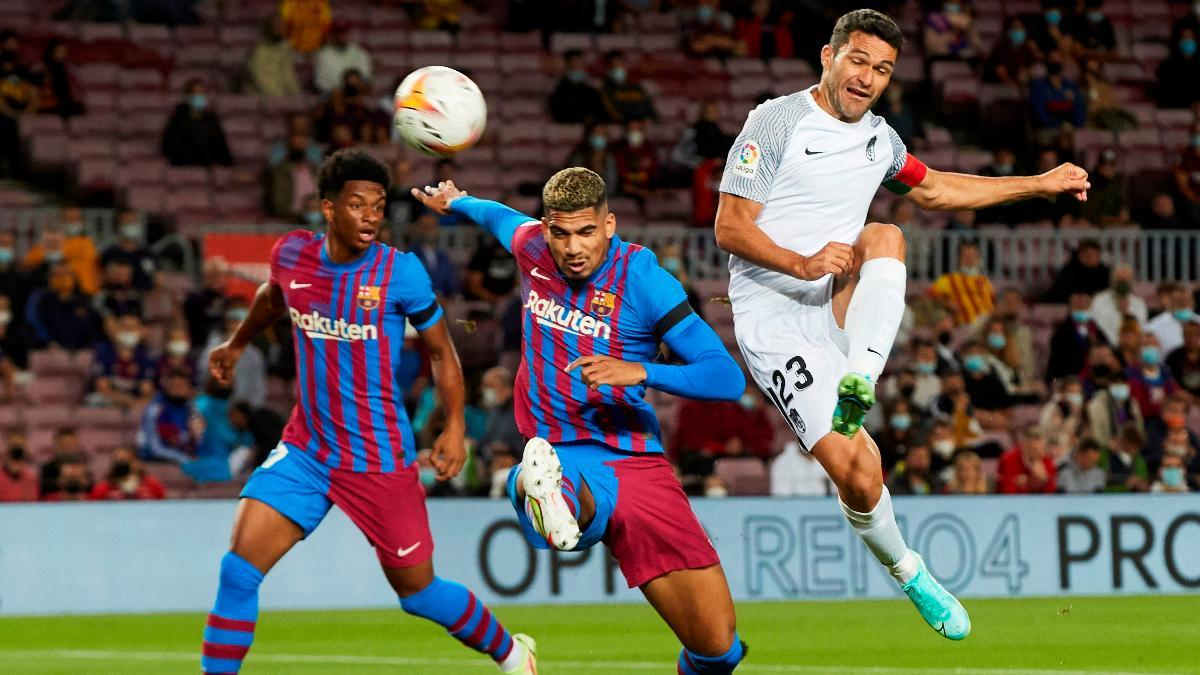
201,551,263,674
677,635,745,675
400,577,515,663
560,475,580,517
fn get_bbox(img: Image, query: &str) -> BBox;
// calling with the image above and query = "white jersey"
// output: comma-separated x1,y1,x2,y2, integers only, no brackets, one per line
720,86,920,313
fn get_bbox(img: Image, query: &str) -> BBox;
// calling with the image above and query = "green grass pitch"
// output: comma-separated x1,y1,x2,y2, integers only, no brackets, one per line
0,597,1194,673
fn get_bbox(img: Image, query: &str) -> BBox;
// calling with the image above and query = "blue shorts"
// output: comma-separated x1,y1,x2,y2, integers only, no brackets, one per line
506,440,718,588
241,443,434,568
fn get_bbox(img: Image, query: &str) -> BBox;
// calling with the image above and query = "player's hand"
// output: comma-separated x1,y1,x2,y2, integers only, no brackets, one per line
565,355,648,389
410,180,468,215
208,341,244,386
793,242,854,280
430,422,467,480
1040,163,1090,202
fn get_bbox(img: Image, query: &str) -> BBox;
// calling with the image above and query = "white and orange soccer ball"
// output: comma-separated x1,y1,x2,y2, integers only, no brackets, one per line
393,66,487,158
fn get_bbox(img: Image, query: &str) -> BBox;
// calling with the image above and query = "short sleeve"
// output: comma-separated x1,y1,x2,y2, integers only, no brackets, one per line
392,252,442,331
628,252,699,340
719,96,801,204
881,123,928,195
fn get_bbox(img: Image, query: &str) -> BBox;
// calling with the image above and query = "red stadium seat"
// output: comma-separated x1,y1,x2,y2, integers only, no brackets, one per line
174,25,219,44
76,63,121,89
220,25,259,47
19,114,64,137
69,113,120,136
166,166,209,186
714,457,770,496
1155,108,1195,128
550,33,595,54
126,184,166,212
165,189,214,212
79,428,132,453
119,68,164,90
116,90,171,114
638,12,680,33
76,159,119,189
216,189,263,215
769,58,816,79
74,406,131,430
726,58,767,76
178,44,222,67
27,377,83,405
22,403,73,430
80,22,123,41
29,349,73,375
500,32,541,52
128,23,171,45
410,30,454,51
29,132,68,168
366,27,408,50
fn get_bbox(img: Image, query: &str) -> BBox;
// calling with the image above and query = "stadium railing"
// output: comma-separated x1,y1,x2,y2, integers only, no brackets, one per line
0,207,128,252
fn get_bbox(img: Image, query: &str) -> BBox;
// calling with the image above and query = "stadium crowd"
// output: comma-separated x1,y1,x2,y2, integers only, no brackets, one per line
3,0,1200,502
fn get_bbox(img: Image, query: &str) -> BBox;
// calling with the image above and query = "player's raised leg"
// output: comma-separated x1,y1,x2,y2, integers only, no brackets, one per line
642,566,745,674
833,222,907,437
811,429,970,640
514,437,585,550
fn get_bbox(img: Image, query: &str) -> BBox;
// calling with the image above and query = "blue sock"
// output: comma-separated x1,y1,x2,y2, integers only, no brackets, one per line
400,576,515,663
677,634,745,674
202,552,263,674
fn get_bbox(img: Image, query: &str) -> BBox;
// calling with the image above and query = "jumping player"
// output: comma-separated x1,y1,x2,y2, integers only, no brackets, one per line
414,168,750,674
716,9,1091,640
201,150,536,674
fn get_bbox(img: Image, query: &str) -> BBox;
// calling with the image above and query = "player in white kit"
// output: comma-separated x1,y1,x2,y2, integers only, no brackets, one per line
716,9,1090,640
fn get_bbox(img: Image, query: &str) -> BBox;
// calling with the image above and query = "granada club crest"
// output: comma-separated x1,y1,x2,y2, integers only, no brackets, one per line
590,290,616,317
357,285,382,311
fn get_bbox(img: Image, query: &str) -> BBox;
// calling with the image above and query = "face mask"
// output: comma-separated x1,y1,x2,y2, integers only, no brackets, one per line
481,388,499,408
44,251,64,264
1192,133,1200,149
0,310,10,326
915,361,937,375
1046,61,1064,76
303,210,324,226
1066,392,1084,407
964,354,987,374
1114,280,1131,296
608,67,626,84
0,248,11,265
1044,9,1061,26
167,340,190,357
662,256,682,278
1182,38,1198,58
1087,10,1104,23
697,5,715,21
960,266,980,276
987,333,1007,351
63,222,83,236
589,134,607,151
189,93,207,111
1071,309,1090,323
566,69,586,83
227,309,250,323
419,467,437,488
890,414,912,431
739,393,756,411
933,439,956,458
704,485,728,498
1109,383,1130,402
1141,346,1162,366
627,130,644,147
116,331,140,349
944,2,961,13
1162,466,1185,487
120,224,143,241
993,163,1013,175
1009,29,1026,45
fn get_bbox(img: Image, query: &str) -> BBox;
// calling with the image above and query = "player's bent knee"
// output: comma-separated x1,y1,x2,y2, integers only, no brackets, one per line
859,222,906,259
219,551,265,592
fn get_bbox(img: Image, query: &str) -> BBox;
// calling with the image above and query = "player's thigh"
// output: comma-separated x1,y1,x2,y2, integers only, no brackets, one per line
383,559,435,597
328,463,436,571
641,565,736,656
233,443,334,572
229,498,305,573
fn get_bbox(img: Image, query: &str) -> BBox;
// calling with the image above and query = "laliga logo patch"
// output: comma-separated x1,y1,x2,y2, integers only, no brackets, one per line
357,285,381,311
590,290,616,317
731,140,760,178
866,136,877,162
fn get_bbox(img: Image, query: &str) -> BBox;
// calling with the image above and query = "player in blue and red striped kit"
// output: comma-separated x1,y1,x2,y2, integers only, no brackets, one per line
415,167,750,674
201,150,536,674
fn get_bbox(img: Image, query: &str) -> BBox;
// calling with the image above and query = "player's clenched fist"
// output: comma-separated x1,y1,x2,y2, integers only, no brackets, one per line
1039,163,1090,202
208,341,244,386
565,355,648,389
411,180,468,215
793,241,854,281
430,423,467,480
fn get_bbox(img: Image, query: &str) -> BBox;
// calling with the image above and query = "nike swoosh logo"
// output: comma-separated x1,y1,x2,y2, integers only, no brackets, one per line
804,147,823,155
867,347,884,357
289,280,312,289
530,267,552,281
396,542,421,557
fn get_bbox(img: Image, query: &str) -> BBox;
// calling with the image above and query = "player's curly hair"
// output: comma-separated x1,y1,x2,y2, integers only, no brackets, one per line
317,149,392,199
543,167,607,214
829,9,904,53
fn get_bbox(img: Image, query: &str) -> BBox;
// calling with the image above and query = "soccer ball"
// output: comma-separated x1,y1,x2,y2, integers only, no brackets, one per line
393,66,487,158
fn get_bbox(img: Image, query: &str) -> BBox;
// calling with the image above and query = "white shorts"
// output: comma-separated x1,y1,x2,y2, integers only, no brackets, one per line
733,285,848,453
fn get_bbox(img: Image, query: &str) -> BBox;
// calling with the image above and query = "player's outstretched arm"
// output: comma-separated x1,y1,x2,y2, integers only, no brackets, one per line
410,180,533,253
208,281,286,385
904,163,1091,211
715,192,854,281
420,318,467,480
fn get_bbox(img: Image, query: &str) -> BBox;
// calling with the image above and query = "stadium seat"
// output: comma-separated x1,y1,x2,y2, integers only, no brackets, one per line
118,68,164,90
219,25,259,47
126,184,167,212
29,349,73,375
27,377,82,404
69,112,120,135
410,30,454,51
79,428,132,453
74,406,131,430
18,114,64,137
77,158,119,189
28,132,68,168
550,33,594,54
79,22,123,41
595,33,639,53
714,457,770,496
499,32,541,52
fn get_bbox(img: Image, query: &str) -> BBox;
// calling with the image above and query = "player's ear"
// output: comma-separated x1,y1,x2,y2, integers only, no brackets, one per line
820,44,833,71
320,197,335,227
603,208,616,239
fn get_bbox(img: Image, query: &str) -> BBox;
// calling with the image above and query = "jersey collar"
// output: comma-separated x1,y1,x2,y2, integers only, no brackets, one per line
318,235,379,271
804,85,870,129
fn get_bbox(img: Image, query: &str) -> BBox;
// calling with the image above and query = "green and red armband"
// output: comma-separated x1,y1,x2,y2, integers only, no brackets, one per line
882,154,928,195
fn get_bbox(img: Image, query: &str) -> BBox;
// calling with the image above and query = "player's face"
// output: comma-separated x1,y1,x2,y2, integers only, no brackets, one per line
324,180,387,258
541,206,617,280
819,31,897,122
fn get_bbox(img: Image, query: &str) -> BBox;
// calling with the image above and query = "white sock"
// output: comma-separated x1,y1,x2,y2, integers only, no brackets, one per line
844,257,907,381
840,485,918,584
498,638,527,673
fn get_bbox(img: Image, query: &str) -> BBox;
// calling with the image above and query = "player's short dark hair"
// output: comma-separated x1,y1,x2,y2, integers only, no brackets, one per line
543,167,607,214
1078,238,1101,252
829,9,904,54
317,148,391,200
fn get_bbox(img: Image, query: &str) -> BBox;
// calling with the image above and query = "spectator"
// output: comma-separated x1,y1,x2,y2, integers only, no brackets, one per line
933,374,993,455
1069,0,1116,59
1173,122,1200,226
944,450,989,495
1155,28,1200,110
929,240,993,327
996,289,1038,380
0,433,37,502
0,30,35,179
246,17,301,98
981,317,1040,400
1151,451,1192,493
567,124,620,193
769,441,833,496
279,0,331,54
142,270,181,334
88,314,156,408
19,226,70,289
26,264,101,350
314,21,372,95
1081,59,1135,131
0,230,34,318
960,340,1017,426
1082,149,1129,227
1126,332,1177,421
92,260,143,320
612,119,659,204
1029,55,1086,139
923,1,983,61
100,211,155,290
138,369,202,464
58,207,101,295
1044,239,1111,302
407,212,458,298
89,446,166,500
1090,264,1147,346
1167,320,1200,397
1057,437,1106,493
315,69,390,147
1047,294,1106,382
984,17,1043,85
927,419,963,466
1138,192,1182,230
702,474,729,498
463,231,518,303
1039,376,1086,453
690,156,723,228
486,449,517,499
1100,421,1150,492
599,50,657,123
998,428,1057,494
183,259,229,348
1026,0,1072,54
1146,283,1193,355
187,382,256,483
476,366,524,465
267,130,321,219
1145,396,1197,472
34,39,83,118
889,339,943,410
681,0,743,59
1087,371,1145,449
268,113,324,169
886,442,940,496
876,397,920,471
41,454,92,502
200,304,267,408
155,324,195,388
161,79,233,167
674,386,775,476
735,0,795,61
876,85,923,149
412,0,463,32
549,49,604,124
672,101,733,171
0,294,27,377
227,399,285,467
973,149,1029,225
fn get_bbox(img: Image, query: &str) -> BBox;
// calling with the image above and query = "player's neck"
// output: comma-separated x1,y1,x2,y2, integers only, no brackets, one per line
324,236,368,265
811,82,861,124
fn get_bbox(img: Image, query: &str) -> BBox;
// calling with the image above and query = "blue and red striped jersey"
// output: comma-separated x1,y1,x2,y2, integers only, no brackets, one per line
271,230,443,472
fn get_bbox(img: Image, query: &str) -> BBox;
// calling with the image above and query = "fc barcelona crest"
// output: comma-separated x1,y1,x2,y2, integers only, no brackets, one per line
357,285,381,311
590,290,615,317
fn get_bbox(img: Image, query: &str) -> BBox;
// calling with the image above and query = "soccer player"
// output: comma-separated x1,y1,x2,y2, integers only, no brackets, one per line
200,150,536,674
414,168,750,674
715,9,1091,641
